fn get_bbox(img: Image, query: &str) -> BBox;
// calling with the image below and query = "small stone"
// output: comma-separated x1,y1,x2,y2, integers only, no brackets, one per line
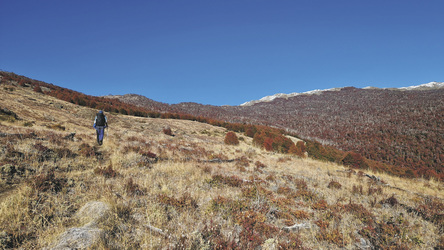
356,237,372,249
262,238,278,250
75,201,110,224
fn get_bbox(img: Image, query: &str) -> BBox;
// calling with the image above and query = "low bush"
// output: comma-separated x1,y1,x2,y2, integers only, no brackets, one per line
327,180,342,189
94,164,118,178
79,143,96,157
31,170,66,193
316,228,347,247
157,192,198,210
380,194,398,207
236,210,279,249
224,131,239,145
124,178,145,196
163,127,173,136
209,174,243,187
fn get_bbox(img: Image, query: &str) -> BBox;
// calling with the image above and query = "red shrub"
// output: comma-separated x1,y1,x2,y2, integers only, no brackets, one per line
125,178,145,196
31,170,66,193
157,192,198,210
263,137,273,151
79,143,95,157
210,174,243,187
224,132,239,145
94,164,118,178
33,85,43,93
163,127,173,136
289,141,306,157
327,180,342,189
342,152,368,169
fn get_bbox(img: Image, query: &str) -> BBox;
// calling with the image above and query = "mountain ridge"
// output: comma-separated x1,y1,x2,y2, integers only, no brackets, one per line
241,82,444,106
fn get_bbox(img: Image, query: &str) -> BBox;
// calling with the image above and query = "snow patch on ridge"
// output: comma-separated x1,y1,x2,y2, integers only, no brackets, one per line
240,82,443,106
240,88,343,106
398,81,444,90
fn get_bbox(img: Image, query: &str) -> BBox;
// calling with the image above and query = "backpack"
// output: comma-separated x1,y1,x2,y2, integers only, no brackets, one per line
96,112,106,126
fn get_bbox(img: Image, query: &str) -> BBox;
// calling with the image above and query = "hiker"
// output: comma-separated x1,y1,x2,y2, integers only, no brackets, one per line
93,110,108,145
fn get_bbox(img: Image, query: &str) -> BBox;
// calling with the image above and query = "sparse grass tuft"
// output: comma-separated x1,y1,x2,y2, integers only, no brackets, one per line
30,169,66,193
124,178,145,196
157,192,198,210
78,143,96,157
209,174,244,187
94,164,118,178
46,123,65,131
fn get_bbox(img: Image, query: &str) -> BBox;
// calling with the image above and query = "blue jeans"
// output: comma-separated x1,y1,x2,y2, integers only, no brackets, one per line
96,126,105,145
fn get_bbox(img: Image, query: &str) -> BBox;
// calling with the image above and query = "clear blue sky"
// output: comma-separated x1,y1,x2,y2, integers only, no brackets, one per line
1,0,443,105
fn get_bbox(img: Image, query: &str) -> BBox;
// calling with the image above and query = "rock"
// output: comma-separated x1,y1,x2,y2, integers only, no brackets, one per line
75,201,110,225
355,237,372,249
262,238,278,250
282,222,312,232
67,178,75,187
49,226,102,250
46,201,109,249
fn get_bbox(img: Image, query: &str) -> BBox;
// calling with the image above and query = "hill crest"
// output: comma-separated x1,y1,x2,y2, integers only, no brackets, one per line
241,82,444,106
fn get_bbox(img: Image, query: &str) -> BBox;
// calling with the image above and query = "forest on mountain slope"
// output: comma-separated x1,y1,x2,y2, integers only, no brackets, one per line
234,87,443,180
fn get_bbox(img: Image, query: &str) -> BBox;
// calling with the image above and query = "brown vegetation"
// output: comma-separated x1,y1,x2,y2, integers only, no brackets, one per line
224,131,239,145
0,71,443,249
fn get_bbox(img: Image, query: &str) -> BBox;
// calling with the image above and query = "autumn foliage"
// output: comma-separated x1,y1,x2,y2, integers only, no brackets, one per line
2,71,442,180
289,141,306,157
342,152,368,169
224,131,239,145
252,128,295,153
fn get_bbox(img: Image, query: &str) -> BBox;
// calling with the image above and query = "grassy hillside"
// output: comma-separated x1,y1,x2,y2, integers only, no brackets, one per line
0,86,443,249
111,88,444,181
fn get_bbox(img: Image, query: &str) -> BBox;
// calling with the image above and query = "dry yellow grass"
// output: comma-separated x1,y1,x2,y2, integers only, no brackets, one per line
0,85,443,249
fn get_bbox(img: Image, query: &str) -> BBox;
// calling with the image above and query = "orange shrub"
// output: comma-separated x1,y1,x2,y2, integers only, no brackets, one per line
224,131,239,145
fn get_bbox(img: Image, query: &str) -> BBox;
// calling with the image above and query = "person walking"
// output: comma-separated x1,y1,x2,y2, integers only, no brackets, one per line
93,110,108,145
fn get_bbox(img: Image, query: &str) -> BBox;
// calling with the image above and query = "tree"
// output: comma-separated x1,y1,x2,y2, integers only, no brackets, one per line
289,141,306,157
264,137,273,151
342,152,368,169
